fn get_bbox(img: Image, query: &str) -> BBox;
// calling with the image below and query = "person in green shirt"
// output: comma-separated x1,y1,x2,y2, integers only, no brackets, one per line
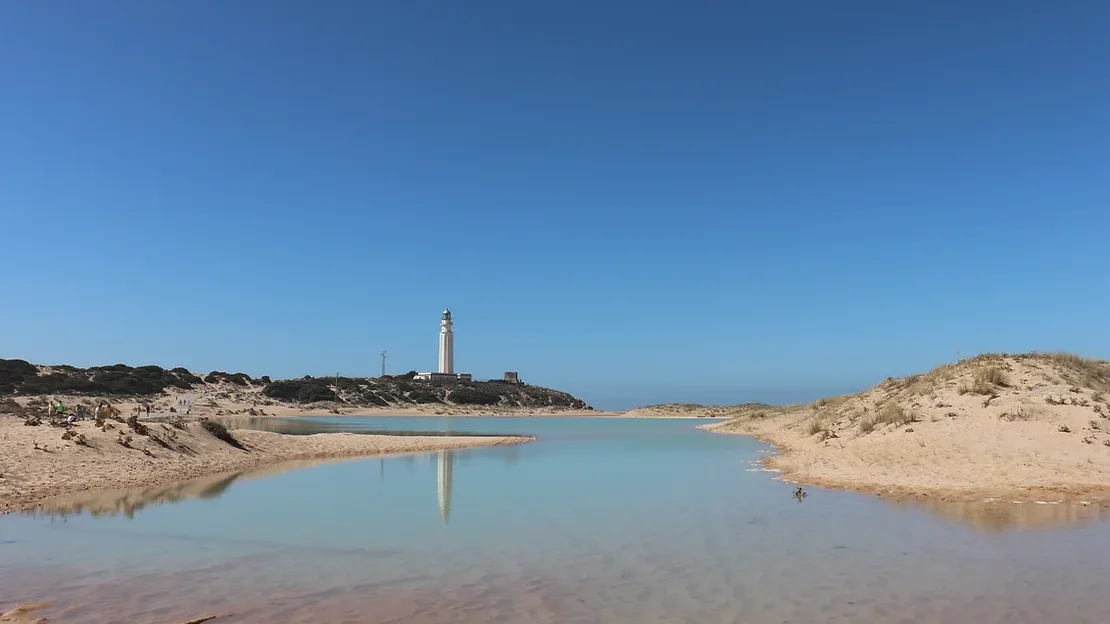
55,400,64,416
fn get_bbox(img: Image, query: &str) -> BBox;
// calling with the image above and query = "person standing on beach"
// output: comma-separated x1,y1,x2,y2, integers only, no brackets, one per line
145,403,151,418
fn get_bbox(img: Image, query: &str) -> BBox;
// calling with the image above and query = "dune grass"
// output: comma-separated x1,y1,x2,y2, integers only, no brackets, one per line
859,403,915,434
1020,353,1110,392
958,365,1009,396
200,419,245,450
806,418,826,436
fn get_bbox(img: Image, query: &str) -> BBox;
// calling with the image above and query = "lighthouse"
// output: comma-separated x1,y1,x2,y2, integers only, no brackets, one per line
438,308,454,374
414,308,472,383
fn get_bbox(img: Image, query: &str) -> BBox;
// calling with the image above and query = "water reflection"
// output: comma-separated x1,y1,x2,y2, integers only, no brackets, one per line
19,414,1110,534
23,458,352,519
438,450,453,525
231,416,513,438
24,471,247,519
22,449,469,526
901,497,1110,533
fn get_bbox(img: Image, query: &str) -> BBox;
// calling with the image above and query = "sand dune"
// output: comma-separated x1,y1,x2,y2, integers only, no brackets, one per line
697,353,1110,503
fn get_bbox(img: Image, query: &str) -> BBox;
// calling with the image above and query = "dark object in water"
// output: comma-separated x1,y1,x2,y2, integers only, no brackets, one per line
793,487,808,502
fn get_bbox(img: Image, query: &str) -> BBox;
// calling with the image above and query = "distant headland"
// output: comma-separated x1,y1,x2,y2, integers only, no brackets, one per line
0,358,593,418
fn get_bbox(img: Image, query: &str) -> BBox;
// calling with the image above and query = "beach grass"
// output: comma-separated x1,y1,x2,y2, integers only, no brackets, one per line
200,419,245,450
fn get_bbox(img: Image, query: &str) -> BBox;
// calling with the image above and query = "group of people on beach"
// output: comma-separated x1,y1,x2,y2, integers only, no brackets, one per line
46,398,137,423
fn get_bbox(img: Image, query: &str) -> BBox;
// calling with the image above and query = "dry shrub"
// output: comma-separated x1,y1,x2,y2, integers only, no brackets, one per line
878,403,915,427
806,419,826,436
1,398,25,415
126,414,149,436
200,419,245,450
999,408,1034,422
976,366,1007,386
959,379,994,393
1033,353,1110,392
859,414,877,434
859,403,914,434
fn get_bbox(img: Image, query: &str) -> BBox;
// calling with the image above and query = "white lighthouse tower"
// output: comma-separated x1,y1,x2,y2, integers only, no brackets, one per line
438,308,454,374
414,308,472,383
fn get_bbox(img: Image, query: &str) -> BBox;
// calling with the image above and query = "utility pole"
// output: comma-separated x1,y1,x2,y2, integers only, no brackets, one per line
381,351,387,377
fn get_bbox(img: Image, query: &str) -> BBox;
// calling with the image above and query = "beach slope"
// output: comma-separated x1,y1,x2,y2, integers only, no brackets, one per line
704,353,1110,502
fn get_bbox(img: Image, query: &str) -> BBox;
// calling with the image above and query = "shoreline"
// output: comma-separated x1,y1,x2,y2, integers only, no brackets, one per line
706,423,1110,505
238,406,623,418
688,354,1110,505
0,416,532,514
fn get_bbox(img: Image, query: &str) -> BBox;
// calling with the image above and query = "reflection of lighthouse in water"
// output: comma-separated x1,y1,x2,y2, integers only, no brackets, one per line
437,449,454,525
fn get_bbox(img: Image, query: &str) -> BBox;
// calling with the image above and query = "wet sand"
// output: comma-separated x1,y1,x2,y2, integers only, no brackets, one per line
5,530,1110,624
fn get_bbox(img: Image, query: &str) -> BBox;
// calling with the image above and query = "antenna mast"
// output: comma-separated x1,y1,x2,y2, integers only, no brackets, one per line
381,350,387,377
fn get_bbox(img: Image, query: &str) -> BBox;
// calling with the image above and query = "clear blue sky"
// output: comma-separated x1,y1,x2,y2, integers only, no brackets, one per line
1,1,1107,410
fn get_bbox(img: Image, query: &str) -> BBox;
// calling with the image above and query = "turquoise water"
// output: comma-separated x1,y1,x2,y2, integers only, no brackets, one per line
3,417,1110,623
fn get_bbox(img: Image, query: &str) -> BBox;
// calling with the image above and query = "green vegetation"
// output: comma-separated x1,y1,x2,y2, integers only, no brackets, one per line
204,371,253,386
2,357,590,411
1,360,206,396
261,380,337,403
0,359,38,394
448,385,503,406
408,388,442,404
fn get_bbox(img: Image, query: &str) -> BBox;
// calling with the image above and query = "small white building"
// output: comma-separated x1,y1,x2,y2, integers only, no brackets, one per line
414,308,473,383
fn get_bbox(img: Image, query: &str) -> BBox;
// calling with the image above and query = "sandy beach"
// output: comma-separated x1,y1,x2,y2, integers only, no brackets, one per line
675,353,1110,503
0,414,530,514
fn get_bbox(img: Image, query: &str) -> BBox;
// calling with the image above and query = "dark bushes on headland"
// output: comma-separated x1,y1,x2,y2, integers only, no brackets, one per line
261,380,337,403
0,359,38,394
1,360,205,396
204,371,253,386
0,358,591,411
448,385,503,405
408,388,443,404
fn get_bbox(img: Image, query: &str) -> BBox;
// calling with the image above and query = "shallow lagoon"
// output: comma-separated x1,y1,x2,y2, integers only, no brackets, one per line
3,417,1110,623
